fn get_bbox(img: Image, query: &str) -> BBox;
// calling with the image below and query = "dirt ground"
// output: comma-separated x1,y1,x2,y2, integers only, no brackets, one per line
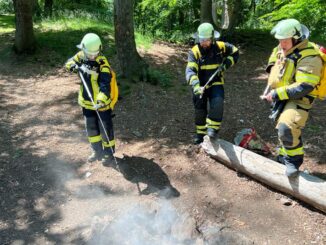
0,37,325,244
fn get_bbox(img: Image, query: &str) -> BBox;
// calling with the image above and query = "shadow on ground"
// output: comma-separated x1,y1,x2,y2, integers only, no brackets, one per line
106,155,180,199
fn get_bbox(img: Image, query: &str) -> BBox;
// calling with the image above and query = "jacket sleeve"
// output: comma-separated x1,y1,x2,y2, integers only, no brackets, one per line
222,42,239,70
65,52,83,71
96,57,112,104
272,55,323,101
185,49,199,85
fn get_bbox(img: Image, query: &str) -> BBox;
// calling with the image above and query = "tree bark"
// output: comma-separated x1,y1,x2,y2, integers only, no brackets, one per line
202,137,326,214
114,0,147,81
225,0,242,33
192,0,200,23
44,0,53,17
200,0,213,24
13,0,36,54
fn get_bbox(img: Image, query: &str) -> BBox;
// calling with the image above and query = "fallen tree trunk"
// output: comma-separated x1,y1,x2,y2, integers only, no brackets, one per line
202,136,326,213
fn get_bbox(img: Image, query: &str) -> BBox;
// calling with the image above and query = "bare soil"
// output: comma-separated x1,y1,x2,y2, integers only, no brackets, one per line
0,38,325,244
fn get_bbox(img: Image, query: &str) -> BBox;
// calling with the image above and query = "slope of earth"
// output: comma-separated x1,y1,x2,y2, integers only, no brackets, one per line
0,36,325,244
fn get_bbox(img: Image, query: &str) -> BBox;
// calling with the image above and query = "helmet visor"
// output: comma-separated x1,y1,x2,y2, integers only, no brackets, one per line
199,37,212,43
84,49,99,60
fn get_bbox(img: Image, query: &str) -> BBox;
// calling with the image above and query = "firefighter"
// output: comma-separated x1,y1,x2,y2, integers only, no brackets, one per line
65,33,118,166
186,23,239,144
262,19,323,177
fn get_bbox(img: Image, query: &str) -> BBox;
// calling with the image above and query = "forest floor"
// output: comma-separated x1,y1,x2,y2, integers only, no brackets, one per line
0,34,326,244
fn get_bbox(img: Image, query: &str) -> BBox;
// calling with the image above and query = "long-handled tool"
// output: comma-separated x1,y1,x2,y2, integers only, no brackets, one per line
260,84,285,122
199,66,223,99
78,70,120,171
260,84,271,100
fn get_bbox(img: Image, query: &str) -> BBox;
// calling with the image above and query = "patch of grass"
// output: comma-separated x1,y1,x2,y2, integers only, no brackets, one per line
34,17,115,63
135,32,153,50
306,124,322,133
119,82,132,97
0,14,14,33
147,68,174,89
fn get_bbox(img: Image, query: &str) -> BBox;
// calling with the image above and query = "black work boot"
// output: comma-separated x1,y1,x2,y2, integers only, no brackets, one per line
207,128,218,139
194,134,204,145
276,155,285,165
102,154,115,167
87,151,102,162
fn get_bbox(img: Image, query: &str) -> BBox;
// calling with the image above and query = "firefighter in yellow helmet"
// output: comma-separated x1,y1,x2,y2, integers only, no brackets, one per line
262,19,323,177
65,33,119,166
186,23,239,144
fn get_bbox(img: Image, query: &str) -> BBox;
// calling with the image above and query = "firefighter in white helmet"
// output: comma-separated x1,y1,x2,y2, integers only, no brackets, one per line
186,23,239,144
262,19,323,177
65,33,118,166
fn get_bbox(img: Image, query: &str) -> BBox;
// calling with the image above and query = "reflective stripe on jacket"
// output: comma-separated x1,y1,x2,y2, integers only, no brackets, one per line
268,40,323,109
185,41,239,86
65,51,118,111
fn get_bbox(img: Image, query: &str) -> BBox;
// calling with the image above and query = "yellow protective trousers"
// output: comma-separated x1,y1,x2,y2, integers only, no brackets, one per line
276,101,308,168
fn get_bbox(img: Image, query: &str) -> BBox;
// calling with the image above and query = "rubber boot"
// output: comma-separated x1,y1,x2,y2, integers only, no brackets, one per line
284,162,299,177
276,155,285,165
207,128,218,139
88,150,102,162
88,142,103,162
283,154,303,178
102,154,114,167
194,134,204,145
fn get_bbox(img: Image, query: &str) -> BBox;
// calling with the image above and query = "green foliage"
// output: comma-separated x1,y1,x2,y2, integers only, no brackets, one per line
135,32,153,50
0,0,14,14
245,0,326,40
51,0,114,22
147,68,174,88
134,0,197,43
0,14,15,33
34,15,115,62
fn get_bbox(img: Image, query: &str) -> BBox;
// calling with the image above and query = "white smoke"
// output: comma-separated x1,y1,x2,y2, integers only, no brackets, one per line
87,201,202,245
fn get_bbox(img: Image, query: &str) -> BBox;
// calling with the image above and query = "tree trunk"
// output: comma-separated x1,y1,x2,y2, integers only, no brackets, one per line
202,137,326,214
225,0,242,33
13,0,36,54
192,0,200,24
200,0,213,24
114,0,147,81
44,0,53,17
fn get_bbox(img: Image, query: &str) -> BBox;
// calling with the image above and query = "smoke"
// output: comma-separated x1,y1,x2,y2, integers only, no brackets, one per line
87,201,202,245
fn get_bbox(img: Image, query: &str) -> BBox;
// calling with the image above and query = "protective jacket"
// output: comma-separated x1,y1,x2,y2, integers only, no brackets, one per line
186,41,239,87
267,40,323,109
266,39,323,170
65,51,118,111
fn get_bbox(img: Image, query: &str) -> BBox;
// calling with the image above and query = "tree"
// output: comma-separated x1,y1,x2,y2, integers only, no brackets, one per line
200,0,213,24
13,0,36,53
44,0,53,17
114,0,147,81
225,0,243,33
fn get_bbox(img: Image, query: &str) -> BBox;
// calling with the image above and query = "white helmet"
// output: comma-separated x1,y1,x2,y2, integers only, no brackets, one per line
77,33,102,60
271,19,309,40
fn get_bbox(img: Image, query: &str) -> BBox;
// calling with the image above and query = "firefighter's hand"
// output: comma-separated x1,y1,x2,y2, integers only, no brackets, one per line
69,64,78,73
261,92,273,102
93,101,105,110
192,80,203,96
219,64,227,73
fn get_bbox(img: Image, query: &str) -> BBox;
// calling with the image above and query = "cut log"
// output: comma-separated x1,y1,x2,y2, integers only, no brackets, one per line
201,136,326,213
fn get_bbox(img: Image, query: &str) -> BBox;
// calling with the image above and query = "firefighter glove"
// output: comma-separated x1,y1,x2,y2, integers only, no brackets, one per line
69,63,78,73
93,102,105,110
192,80,203,96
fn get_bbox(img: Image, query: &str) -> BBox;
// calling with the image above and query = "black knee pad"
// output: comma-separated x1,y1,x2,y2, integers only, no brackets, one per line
278,123,293,147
